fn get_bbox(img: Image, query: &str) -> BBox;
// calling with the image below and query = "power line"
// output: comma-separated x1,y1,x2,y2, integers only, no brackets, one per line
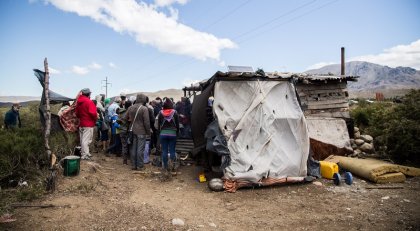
116,1,338,94
120,57,197,89
236,0,339,44
233,0,317,41
114,1,254,92
203,0,252,30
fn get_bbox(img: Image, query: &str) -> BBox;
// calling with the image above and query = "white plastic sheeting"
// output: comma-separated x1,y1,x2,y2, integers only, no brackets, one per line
213,80,310,182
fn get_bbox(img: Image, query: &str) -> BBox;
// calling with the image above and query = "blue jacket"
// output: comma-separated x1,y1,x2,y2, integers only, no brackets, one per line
110,115,120,134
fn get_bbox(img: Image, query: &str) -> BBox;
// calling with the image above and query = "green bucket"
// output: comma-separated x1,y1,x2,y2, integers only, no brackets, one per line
63,155,80,176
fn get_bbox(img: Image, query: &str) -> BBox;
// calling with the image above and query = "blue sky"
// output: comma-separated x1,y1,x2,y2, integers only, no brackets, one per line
0,0,419,98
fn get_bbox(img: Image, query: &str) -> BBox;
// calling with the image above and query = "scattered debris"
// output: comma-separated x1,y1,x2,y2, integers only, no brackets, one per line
172,218,185,226
312,181,323,186
18,181,28,187
365,186,404,190
208,178,224,192
381,196,390,200
86,162,111,175
0,214,16,223
11,204,71,208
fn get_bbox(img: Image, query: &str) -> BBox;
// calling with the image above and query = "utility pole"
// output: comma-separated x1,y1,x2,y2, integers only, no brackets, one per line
102,76,112,98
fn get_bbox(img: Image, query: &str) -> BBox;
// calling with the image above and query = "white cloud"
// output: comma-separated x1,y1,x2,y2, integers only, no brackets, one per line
349,39,420,70
49,67,61,74
109,62,117,68
154,0,189,7
45,0,236,61
307,39,420,71
168,7,179,20
72,65,89,75
89,62,102,70
305,62,336,71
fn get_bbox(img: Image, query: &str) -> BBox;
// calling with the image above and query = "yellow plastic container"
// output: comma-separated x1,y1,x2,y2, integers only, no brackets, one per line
319,161,339,179
198,174,207,183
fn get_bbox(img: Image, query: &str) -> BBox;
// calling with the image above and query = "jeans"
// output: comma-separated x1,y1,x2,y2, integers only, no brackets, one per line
108,134,121,154
144,140,150,163
160,135,177,169
120,132,129,161
130,134,146,169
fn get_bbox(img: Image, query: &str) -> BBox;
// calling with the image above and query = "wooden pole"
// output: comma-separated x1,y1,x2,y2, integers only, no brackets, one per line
43,58,52,160
341,47,345,76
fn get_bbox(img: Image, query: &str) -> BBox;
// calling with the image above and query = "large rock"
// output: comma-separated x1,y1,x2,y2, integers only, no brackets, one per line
354,149,362,155
354,139,365,146
360,143,374,153
172,218,185,226
360,135,373,143
354,127,359,133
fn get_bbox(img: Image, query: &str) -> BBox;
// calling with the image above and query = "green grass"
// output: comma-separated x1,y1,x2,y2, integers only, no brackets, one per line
0,102,77,213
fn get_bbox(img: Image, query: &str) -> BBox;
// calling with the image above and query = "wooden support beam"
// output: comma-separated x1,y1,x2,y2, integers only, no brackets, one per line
44,58,52,160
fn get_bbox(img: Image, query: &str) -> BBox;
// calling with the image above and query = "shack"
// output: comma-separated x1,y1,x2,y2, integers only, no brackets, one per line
294,73,359,160
184,68,313,191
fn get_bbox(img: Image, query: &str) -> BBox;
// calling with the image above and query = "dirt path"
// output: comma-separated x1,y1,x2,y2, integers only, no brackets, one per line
2,153,420,231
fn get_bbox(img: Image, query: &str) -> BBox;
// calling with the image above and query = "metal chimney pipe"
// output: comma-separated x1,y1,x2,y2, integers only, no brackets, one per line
341,47,345,75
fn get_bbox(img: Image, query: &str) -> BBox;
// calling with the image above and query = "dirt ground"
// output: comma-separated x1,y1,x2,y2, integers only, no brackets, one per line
2,152,419,231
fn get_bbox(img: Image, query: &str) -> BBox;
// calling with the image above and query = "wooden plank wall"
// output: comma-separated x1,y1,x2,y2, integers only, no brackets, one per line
296,81,350,118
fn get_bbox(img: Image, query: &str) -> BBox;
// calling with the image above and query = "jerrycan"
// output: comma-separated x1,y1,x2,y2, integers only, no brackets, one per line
319,161,339,179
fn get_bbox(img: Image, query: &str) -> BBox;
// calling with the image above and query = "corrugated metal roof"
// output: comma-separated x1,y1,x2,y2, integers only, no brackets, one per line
294,73,359,82
182,71,359,91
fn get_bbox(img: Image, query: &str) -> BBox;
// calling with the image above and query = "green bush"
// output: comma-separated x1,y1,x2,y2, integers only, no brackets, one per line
351,90,420,165
0,102,76,213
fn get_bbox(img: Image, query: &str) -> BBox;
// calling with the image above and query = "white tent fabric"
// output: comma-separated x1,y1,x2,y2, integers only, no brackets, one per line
213,80,309,182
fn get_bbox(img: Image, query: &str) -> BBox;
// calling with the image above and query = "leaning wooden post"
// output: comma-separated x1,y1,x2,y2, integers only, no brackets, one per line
43,58,52,160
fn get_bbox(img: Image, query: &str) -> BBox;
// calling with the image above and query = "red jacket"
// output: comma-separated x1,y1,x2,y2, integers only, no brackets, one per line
75,95,97,127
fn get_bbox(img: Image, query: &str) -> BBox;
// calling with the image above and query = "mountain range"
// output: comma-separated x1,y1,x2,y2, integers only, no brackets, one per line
306,61,420,91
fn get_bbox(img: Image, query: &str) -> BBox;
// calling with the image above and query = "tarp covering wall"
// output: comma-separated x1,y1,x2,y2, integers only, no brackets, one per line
213,80,310,182
190,82,214,153
33,68,75,132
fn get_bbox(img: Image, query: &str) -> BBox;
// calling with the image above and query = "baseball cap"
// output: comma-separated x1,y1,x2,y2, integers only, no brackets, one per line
81,88,91,94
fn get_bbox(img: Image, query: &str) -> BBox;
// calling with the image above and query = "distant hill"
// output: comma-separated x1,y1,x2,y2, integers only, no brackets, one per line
124,88,184,102
306,61,420,97
0,100,40,108
0,89,185,107
0,96,40,103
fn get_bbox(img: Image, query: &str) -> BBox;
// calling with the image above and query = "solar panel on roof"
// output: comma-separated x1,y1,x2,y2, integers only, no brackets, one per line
227,65,254,73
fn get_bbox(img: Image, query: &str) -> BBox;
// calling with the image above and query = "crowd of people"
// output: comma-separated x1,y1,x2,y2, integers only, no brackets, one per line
73,88,192,173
